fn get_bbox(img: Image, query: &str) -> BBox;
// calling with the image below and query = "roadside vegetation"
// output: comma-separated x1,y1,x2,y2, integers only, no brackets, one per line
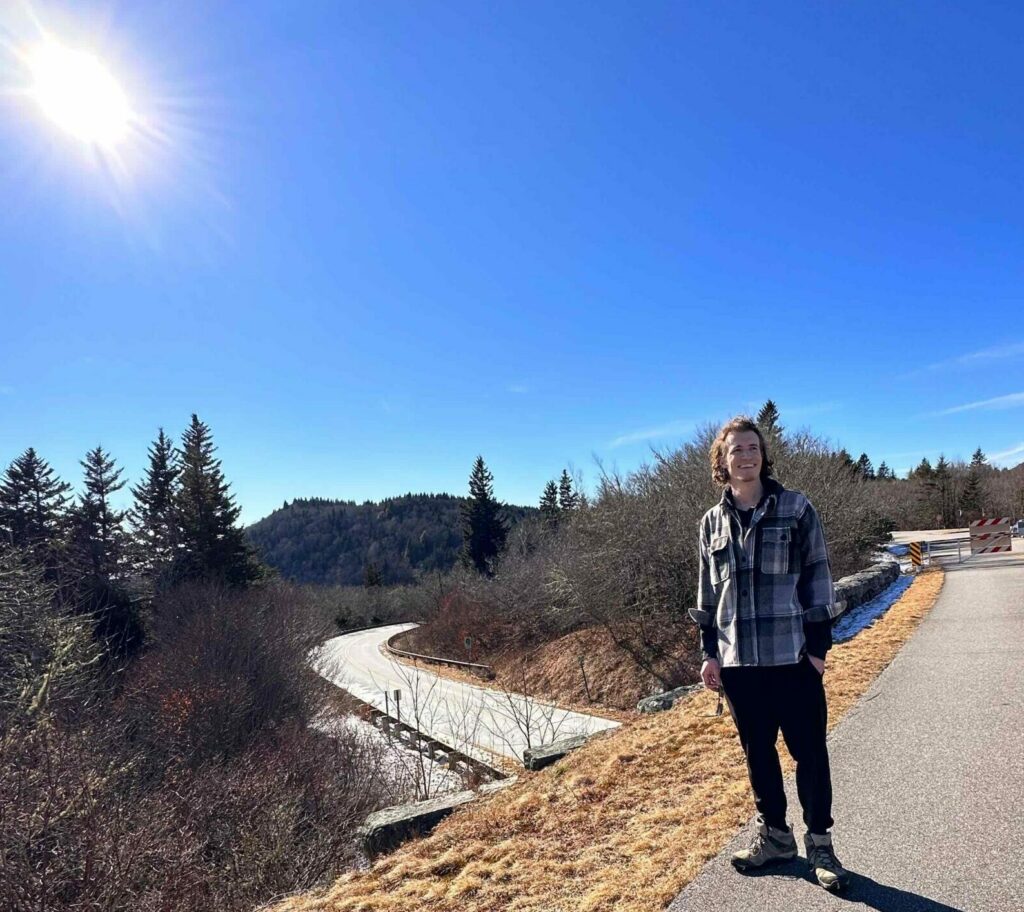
2,402,1016,909
0,417,415,912
270,570,945,912
400,402,1022,710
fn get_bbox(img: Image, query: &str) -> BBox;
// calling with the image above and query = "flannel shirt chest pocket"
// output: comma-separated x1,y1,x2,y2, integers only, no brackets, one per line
760,525,794,574
709,533,733,585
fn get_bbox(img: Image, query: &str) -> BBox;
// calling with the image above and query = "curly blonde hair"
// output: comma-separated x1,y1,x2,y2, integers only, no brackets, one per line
710,416,775,487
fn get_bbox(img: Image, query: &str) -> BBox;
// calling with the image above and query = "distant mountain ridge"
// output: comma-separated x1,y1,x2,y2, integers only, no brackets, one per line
246,493,535,586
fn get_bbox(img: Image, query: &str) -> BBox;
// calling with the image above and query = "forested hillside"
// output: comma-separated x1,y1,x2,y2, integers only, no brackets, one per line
247,493,537,585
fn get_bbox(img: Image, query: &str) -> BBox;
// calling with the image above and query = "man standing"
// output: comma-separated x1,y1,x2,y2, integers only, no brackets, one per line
688,416,850,893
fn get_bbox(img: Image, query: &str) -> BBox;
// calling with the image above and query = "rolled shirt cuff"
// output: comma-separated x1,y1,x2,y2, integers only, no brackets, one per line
689,606,715,626
802,603,837,623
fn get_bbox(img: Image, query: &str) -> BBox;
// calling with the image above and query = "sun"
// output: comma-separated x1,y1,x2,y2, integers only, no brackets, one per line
27,41,132,147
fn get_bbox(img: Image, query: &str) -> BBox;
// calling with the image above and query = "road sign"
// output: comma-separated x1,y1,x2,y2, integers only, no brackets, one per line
909,541,923,567
969,518,1013,554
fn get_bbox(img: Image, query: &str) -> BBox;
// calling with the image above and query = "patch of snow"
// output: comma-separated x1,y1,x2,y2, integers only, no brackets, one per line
832,574,916,644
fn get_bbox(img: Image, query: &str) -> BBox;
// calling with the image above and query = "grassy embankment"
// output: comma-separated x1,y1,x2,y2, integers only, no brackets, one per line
274,569,944,912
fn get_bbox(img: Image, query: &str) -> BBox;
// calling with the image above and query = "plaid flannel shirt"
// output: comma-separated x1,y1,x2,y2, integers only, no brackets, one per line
688,477,840,667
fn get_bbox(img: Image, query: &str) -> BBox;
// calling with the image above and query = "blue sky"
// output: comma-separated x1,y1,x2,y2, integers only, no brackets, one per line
2,1,1023,523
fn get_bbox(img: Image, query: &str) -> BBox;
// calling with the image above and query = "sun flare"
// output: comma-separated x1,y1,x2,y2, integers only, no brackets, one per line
27,41,131,147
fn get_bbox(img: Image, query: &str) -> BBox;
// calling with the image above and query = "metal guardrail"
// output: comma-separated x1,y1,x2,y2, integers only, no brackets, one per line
385,628,496,680
361,704,506,782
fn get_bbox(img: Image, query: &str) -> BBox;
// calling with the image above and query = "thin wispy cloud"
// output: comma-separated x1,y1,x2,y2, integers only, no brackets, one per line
988,441,1024,465
0,385,13,396
507,383,530,394
929,391,1024,417
902,341,1024,378
609,418,695,448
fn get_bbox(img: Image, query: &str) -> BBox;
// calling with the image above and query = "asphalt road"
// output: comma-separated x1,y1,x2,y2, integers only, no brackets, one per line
313,623,619,765
668,542,1024,911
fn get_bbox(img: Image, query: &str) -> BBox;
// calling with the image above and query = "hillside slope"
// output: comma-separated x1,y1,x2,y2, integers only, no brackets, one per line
272,570,943,912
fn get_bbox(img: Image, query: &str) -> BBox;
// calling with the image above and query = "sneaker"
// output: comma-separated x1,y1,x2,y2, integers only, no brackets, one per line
730,814,798,871
804,830,851,892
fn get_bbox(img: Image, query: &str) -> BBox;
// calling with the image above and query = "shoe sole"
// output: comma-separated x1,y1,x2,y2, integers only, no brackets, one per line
731,851,798,872
812,869,850,892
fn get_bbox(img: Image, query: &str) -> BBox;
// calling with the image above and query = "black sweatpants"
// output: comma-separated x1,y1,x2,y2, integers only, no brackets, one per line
720,655,834,835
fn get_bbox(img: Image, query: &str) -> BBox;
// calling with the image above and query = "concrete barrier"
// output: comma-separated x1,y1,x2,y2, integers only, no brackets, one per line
522,733,591,770
359,777,518,858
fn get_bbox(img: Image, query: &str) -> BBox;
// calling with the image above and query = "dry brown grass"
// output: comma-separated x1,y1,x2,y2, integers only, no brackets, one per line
272,569,944,912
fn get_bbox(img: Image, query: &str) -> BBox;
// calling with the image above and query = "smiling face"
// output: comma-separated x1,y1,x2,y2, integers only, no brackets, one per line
724,430,763,484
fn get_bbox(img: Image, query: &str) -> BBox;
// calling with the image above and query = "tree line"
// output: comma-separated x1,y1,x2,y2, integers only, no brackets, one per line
0,415,264,659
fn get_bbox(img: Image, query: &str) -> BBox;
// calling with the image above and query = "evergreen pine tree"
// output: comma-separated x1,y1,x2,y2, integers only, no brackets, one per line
0,448,72,571
970,447,987,469
363,561,383,587
539,480,560,530
756,400,783,438
69,447,143,660
70,446,129,580
960,470,983,520
460,456,508,576
911,457,934,479
173,414,262,587
876,461,891,480
129,429,180,581
558,469,578,512
933,455,956,526
836,448,856,474
855,453,875,479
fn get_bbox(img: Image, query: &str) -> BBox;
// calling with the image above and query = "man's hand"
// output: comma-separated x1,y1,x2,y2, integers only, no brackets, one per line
701,658,721,690
808,655,825,675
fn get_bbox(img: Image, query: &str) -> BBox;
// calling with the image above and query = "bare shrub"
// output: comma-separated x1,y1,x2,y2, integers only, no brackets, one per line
0,566,409,912
126,580,328,765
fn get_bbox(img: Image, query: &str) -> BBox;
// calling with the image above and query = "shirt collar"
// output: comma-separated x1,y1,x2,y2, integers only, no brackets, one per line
721,476,784,513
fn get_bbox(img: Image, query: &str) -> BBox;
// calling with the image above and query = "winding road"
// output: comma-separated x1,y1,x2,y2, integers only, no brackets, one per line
313,623,619,766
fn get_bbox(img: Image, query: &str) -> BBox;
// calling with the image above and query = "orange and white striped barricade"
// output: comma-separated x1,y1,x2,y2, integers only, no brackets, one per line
969,518,1013,555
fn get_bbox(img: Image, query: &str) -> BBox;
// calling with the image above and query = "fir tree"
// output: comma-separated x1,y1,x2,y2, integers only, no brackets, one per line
970,447,987,469
539,480,560,530
129,429,179,580
876,461,891,480
0,448,72,571
363,560,383,588
836,448,857,474
70,446,128,580
69,447,143,660
910,457,934,479
558,469,578,512
960,470,983,520
756,400,783,438
173,414,262,587
932,455,956,527
460,456,508,576
855,453,875,479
